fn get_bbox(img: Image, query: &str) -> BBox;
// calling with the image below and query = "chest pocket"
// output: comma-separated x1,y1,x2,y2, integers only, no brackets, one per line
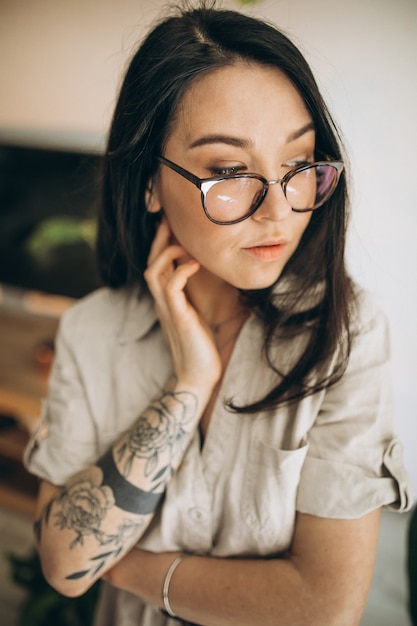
241,439,309,546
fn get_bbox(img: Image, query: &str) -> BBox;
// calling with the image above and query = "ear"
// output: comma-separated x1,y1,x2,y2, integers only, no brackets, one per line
145,180,162,214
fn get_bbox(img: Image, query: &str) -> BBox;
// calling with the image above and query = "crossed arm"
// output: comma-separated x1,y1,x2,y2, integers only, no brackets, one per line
34,382,205,597
37,448,380,626
101,508,380,626
35,219,222,596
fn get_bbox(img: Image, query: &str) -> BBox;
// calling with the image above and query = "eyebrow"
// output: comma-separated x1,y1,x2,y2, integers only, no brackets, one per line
188,121,315,150
189,135,252,149
286,121,315,143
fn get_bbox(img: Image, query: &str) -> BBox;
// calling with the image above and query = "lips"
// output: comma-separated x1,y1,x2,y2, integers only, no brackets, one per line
243,239,288,261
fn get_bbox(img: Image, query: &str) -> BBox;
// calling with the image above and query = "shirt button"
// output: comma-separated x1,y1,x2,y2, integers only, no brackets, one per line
189,507,206,522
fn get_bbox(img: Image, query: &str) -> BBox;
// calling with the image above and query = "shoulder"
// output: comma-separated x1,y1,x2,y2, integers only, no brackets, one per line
350,284,389,341
58,285,157,345
59,287,129,340
62,286,127,325
345,284,392,371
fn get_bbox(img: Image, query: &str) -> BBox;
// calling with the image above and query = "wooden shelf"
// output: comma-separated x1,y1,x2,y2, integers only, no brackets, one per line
0,482,37,519
0,421,31,462
0,285,73,517
0,448,39,517
0,423,38,518
0,309,57,426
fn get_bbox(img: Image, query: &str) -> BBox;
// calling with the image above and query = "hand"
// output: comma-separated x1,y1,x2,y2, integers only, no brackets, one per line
144,218,221,394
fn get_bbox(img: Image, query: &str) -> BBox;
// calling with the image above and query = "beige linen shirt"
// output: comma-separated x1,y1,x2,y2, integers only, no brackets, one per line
24,285,413,626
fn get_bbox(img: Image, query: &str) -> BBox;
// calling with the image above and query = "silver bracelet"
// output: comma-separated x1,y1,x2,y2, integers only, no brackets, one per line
162,555,186,617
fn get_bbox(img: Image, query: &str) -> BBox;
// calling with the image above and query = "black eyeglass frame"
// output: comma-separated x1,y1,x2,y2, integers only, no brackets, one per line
158,155,344,226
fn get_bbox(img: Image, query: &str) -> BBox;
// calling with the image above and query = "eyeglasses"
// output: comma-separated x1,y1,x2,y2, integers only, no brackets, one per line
158,155,344,225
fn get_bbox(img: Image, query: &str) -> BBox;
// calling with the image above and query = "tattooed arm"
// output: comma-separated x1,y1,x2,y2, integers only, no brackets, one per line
35,383,206,597
35,219,223,596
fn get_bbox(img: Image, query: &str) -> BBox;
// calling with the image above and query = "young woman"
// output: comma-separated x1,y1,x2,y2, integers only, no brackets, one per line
24,4,412,625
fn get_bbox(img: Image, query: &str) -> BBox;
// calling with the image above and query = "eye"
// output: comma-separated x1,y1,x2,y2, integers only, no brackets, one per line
284,153,316,169
209,164,246,177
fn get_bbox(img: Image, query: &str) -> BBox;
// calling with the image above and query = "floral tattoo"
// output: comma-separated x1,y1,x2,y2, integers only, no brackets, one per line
116,389,198,490
37,467,142,549
55,469,112,547
35,389,198,580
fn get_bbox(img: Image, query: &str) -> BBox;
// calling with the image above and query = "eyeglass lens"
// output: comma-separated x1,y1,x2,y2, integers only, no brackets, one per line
203,164,338,222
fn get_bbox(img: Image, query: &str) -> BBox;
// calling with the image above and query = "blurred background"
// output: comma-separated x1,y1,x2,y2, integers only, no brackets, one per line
0,1,415,625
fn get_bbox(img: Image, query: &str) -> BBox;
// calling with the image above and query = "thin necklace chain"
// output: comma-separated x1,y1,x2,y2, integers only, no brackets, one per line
216,325,242,353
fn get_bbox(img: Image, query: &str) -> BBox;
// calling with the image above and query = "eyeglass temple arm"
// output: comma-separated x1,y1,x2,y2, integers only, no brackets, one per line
158,156,202,187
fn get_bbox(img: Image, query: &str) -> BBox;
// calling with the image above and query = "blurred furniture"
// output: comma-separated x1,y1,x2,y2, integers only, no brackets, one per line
0,143,100,519
0,285,72,517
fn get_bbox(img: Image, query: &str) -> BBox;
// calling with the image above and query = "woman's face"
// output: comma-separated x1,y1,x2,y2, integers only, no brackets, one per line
150,62,315,291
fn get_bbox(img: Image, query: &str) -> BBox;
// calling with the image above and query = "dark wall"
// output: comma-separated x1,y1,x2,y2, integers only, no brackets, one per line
0,144,102,298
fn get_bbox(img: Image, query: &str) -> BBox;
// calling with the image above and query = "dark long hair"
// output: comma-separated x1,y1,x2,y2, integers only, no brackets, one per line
97,2,354,412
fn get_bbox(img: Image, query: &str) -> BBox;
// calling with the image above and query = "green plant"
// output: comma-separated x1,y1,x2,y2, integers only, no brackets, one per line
7,549,100,626
25,216,97,260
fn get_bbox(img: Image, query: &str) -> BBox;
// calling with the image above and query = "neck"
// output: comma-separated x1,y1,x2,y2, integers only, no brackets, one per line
185,268,246,329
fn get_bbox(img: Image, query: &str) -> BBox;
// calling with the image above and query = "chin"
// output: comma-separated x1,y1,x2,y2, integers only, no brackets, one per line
233,272,282,292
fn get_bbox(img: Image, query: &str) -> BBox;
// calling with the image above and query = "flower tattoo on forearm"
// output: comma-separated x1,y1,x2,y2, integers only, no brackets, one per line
117,389,198,489
34,388,198,580
54,469,115,548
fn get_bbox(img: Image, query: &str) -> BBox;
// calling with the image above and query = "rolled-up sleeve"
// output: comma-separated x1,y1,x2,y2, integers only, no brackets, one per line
297,295,413,518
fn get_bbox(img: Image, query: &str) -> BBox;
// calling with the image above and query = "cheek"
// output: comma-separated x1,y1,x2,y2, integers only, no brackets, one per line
164,208,209,250
295,212,313,242
171,219,230,261
160,186,218,249
163,202,238,270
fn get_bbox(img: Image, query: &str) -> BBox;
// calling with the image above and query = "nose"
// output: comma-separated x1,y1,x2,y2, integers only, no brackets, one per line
253,179,293,222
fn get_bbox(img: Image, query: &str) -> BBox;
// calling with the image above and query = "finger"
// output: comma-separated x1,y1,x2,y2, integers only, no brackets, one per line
145,244,188,283
164,260,200,305
143,246,189,305
146,258,200,305
147,258,200,324
147,218,172,266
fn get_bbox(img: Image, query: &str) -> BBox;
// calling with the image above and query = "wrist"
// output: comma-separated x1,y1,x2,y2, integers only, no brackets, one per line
105,548,183,604
162,554,188,617
173,376,219,408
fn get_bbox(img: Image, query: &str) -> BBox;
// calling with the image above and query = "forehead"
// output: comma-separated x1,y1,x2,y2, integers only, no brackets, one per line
167,62,313,148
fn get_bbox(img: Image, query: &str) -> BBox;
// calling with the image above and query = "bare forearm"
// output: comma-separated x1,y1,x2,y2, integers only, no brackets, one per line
105,512,379,626
106,550,307,625
168,556,363,626
106,550,352,626
35,382,204,596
